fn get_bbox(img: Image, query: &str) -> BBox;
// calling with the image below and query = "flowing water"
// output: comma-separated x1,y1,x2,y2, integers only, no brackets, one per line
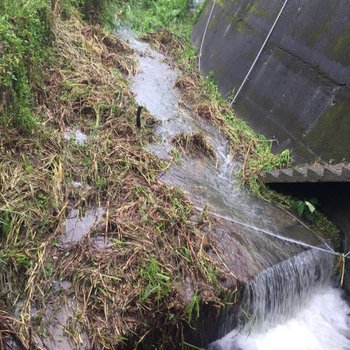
210,288,350,350
118,29,350,349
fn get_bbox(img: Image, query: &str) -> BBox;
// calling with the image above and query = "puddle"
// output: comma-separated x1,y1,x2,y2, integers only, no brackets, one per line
14,292,88,350
119,29,328,256
61,207,105,248
52,280,72,292
64,128,88,145
37,298,90,350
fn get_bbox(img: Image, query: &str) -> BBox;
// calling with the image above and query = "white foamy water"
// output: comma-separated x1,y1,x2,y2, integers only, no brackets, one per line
211,287,350,350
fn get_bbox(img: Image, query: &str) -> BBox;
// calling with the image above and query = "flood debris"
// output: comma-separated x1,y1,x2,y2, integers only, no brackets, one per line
0,7,226,350
172,132,217,160
143,29,184,55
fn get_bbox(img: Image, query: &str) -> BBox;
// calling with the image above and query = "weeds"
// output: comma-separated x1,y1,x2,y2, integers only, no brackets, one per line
1,1,338,348
0,0,51,131
187,293,200,324
141,259,171,304
293,199,317,220
115,0,194,37
0,2,226,348
142,9,339,244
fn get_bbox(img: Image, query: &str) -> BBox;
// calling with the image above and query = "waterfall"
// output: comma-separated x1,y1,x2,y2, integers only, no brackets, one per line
210,249,350,350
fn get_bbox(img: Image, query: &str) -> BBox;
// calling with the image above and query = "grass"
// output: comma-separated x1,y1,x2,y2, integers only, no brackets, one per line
0,1,228,348
0,0,340,348
142,23,339,245
114,0,195,37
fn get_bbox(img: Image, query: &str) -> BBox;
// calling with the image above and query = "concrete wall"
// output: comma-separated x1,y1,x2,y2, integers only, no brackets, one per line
192,0,350,163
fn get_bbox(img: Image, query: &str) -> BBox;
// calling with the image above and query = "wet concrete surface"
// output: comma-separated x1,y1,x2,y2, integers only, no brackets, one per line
192,0,350,163
118,29,330,286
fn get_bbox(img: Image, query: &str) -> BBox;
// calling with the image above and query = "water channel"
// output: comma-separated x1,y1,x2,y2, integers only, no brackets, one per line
119,29,350,350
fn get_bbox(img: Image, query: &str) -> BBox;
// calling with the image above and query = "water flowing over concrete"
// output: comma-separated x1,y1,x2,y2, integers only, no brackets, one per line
241,250,334,331
210,287,350,350
118,29,350,347
120,28,326,257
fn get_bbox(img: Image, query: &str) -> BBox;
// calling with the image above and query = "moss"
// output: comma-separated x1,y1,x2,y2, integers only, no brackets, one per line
248,1,268,18
298,15,333,49
219,0,268,35
329,24,350,66
305,91,350,162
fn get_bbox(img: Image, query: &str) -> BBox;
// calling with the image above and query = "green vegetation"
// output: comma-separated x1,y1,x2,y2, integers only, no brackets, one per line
0,0,341,348
140,259,171,304
115,0,195,35
0,0,51,131
293,199,316,220
0,1,226,349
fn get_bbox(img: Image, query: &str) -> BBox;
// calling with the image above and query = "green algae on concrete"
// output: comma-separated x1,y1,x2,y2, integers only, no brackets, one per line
329,24,350,66
305,90,350,163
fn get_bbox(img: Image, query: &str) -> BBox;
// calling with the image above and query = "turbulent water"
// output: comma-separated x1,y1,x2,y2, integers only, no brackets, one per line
212,249,350,350
241,250,334,330
119,29,350,350
211,286,350,350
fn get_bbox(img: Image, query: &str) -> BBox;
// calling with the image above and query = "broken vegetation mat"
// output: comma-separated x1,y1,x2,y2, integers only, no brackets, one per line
172,132,217,161
0,9,229,350
144,29,340,245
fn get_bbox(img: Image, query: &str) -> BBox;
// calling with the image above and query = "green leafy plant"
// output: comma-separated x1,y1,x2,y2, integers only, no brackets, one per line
0,0,53,131
293,199,317,221
115,0,193,36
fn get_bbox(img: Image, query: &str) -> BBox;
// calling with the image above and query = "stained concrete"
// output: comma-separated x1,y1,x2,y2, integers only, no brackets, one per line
262,163,350,183
192,0,350,163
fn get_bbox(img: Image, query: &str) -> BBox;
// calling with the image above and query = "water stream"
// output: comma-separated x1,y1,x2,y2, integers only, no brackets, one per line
118,30,350,349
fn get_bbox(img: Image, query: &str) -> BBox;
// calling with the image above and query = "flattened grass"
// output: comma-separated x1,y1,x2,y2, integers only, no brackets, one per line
0,8,226,350
144,29,339,244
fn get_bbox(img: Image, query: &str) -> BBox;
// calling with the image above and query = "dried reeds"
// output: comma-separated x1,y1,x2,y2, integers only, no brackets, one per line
0,9,226,350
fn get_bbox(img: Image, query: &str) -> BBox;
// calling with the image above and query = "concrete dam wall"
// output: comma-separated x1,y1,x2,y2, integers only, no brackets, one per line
192,0,350,163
